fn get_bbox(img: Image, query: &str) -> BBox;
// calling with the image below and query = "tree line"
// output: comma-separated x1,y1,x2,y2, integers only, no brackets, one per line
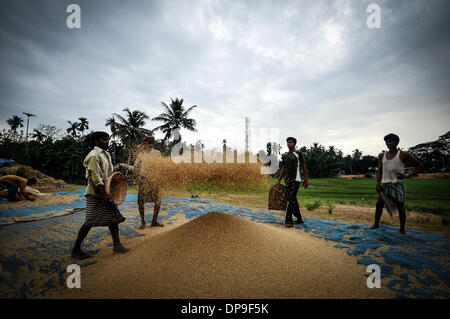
1,99,448,182
0,98,197,183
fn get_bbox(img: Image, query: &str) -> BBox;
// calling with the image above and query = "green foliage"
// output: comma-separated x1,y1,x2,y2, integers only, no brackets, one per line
305,200,321,211
294,144,378,178
113,108,150,149
7,115,24,133
152,97,197,142
408,131,450,172
0,128,129,183
327,204,335,215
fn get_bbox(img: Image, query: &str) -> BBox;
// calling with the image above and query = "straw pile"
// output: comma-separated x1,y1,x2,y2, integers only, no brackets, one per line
135,151,266,191
0,164,66,186
57,212,391,299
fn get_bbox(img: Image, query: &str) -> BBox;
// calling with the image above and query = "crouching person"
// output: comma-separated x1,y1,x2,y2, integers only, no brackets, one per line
71,131,129,260
0,175,37,202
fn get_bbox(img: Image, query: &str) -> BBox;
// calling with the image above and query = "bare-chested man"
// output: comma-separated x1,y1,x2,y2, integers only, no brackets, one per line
368,133,423,234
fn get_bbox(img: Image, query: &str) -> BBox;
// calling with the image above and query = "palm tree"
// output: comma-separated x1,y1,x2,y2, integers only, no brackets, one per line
32,129,47,143
66,121,80,138
152,98,197,143
77,117,89,137
77,117,89,155
105,115,118,163
113,108,150,171
113,108,150,147
106,115,118,140
7,115,24,134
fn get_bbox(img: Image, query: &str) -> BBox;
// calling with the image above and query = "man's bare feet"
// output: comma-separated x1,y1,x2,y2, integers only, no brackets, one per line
71,249,91,260
399,228,406,234
151,222,164,227
138,223,146,230
285,222,294,228
367,225,379,230
113,245,130,254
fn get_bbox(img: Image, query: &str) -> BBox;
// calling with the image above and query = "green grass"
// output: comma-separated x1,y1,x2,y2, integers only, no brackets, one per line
297,178,450,216
74,177,450,216
174,177,450,216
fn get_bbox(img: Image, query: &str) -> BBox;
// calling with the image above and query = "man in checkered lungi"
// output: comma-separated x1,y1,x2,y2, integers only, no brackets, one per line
71,131,129,260
368,133,423,234
276,137,309,227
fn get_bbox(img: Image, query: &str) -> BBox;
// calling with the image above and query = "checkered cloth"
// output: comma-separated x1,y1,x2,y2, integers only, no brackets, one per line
83,195,126,227
382,181,406,205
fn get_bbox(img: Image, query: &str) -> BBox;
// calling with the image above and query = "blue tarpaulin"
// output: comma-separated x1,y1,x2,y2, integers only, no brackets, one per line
0,189,449,299
0,158,15,168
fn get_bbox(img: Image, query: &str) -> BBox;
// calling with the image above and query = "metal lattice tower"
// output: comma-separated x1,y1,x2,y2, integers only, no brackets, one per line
245,117,251,153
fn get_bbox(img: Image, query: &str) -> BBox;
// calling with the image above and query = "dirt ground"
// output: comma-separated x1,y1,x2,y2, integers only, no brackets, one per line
2,184,448,237
0,194,81,209
161,189,450,238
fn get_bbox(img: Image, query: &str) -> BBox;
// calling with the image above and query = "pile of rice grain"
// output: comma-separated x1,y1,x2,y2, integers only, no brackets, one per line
55,212,393,299
136,151,266,191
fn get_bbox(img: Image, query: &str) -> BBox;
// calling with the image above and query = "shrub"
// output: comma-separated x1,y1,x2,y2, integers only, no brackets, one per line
305,200,321,211
327,204,335,215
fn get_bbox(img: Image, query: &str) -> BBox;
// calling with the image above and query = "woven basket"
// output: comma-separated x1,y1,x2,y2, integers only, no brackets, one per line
268,183,287,211
105,172,128,206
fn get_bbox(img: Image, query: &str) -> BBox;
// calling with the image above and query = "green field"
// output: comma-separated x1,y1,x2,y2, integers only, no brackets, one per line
179,177,450,216
297,178,450,216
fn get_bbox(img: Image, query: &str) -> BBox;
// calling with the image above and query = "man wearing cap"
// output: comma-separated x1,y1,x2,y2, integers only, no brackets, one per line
276,137,309,227
71,131,129,260
368,133,423,234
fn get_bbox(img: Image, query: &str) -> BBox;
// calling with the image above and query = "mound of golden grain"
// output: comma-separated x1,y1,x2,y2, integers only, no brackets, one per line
55,212,392,298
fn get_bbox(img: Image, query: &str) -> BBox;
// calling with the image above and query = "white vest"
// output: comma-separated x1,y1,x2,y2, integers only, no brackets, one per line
382,150,404,183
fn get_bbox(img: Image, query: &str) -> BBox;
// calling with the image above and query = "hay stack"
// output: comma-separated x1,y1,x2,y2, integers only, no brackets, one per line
0,164,66,186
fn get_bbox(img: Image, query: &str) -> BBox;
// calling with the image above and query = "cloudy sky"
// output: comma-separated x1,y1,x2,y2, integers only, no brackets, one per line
1,0,449,155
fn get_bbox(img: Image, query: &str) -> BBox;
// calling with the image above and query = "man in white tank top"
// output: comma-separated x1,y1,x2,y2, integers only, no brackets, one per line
368,133,423,234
